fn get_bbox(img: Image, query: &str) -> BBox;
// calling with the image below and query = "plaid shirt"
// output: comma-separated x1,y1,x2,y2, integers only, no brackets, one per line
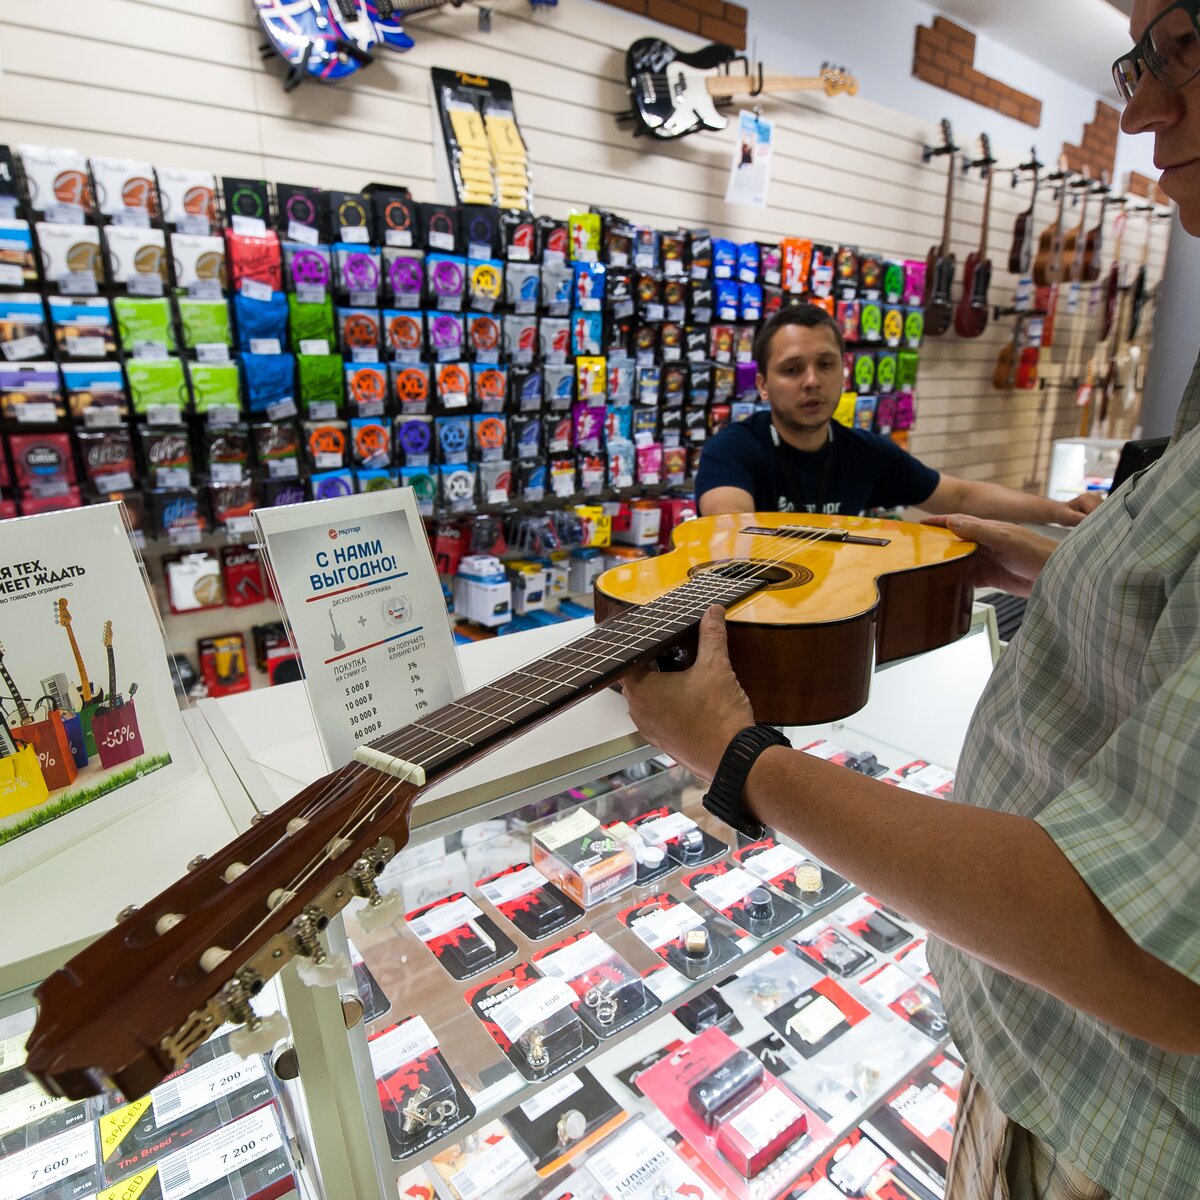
929,358,1200,1200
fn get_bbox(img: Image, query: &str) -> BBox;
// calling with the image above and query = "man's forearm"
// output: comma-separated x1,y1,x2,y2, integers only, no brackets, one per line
956,479,1066,524
745,747,1200,1053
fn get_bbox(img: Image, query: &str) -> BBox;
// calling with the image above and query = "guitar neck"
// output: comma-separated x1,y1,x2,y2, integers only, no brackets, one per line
0,661,31,725
107,647,117,704
705,74,832,98
977,173,993,257
941,154,956,254
64,627,94,703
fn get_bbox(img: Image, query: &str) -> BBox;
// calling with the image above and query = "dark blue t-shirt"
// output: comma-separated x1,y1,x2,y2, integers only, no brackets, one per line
695,411,940,515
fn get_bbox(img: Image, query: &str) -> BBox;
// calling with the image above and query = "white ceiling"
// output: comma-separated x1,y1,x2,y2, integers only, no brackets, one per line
932,0,1134,102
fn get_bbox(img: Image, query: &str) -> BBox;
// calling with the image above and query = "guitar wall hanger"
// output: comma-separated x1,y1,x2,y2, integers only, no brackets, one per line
1007,150,1043,189
992,304,1048,320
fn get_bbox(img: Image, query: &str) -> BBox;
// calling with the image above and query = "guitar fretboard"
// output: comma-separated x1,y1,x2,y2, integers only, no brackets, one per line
363,570,767,781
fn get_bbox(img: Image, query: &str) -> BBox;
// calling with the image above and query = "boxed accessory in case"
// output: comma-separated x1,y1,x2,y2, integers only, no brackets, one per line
532,930,660,1037
792,921,876,979
832,895,914,953
465,962,596,1083
367,1016,474,1159
475,861,583,941
406,891,517,980
618,893,740,983
531,808,636,907
857,962,949,1039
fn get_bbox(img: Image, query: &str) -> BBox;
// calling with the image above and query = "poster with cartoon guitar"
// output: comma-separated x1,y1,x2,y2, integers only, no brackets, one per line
0,503,193,861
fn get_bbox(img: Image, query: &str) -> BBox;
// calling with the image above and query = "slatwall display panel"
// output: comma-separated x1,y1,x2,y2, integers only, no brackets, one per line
0,0,1168,490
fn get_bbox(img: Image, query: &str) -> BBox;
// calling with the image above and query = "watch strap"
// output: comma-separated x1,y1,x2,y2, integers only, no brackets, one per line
701,723,790,839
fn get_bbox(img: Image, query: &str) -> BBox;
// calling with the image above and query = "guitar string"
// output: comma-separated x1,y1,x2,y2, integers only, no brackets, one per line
226,524,851,955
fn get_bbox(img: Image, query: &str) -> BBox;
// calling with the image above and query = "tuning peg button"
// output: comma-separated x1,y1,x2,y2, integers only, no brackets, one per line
296,953,352,989
353,889,404,934
229,1011,290,1059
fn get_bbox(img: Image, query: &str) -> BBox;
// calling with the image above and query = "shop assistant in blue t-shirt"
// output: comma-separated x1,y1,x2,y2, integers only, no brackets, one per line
695,410,940,516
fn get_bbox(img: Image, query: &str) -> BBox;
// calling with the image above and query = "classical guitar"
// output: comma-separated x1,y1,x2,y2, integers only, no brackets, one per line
1007,150,1040,276
954,134,995,339
922,119,959,338
1031,158,1071,288
26,513,974,1101
621,39,857,140
54,598,104,759
255,0,458,93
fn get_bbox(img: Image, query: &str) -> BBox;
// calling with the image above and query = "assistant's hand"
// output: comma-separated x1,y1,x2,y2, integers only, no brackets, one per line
621,605,755,781
922,514,1058,597
1059,492,1104,524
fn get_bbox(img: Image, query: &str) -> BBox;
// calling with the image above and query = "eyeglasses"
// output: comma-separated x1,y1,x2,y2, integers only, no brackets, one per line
1113,1,1200,102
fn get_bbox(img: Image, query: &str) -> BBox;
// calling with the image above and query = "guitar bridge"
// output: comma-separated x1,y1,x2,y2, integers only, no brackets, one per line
741,525,890,547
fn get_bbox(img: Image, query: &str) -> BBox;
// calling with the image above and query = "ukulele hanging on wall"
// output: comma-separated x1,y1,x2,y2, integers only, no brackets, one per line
922,119,959,338
953,134,995,339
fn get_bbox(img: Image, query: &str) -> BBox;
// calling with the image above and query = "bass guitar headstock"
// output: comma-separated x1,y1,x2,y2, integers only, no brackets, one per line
102,620,113,649
54,598,72,628
818,63,858,96
25,760,422,1101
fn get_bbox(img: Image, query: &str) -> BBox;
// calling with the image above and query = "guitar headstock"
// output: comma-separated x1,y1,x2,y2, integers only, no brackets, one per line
25,761,422,1100
103,620,113,649
940,118,956,152
55,598,71,628
819,64,857,96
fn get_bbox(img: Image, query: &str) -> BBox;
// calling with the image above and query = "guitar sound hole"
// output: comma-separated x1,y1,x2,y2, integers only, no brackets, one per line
688,559,812,591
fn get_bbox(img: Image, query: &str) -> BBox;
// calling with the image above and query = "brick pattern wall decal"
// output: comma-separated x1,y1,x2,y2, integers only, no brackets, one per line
1062,101,1120,178
1126,171,1159,198
597,0,747,50
913,16,1042,127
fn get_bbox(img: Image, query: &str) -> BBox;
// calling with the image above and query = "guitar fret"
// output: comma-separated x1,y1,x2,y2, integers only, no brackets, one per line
411,720,474,748
451,699,515,725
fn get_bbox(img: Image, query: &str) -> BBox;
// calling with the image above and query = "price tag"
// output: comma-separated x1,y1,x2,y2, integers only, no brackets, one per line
226,515,254,535
341,225,369,244
65,334,106,357
636,811,697,843
743,843,803,882
354,398,384,417
266,398,298,420
613,299,635,320
306,400,338,421
206,405,241,427
150,1051,267,1128
429,230,455,251
127,273,164,296
289,220,320,246
267,457,299,479
630,901,704,949
728,1088,804,1149
97,471,135,494
147,403,182,425
468,240,492,261
176,214,211,235
83,407,123,428
314,451,343,469
155,1106,283,1200
0,264,25,287
59,270,98,295
44,202,85,224
196,343,230,364
211,462,244,484
519,1073,583,1121
156,466,191,488
408,895,484,942
694,866,761,912
295,284,326,305
349,289,376,307
15,402,58,423
189,279,223,300
250,337,282,355
1,335,45,361
0,1122,96,1200
232,214,267,237
240,278,273,302
350,347,378,365
477,864,544,907
300,338,330,356
536,931,613,980
394,292,421,309
367,1015,439,1077
385,228,413,248
134,341,169,361
114,207,151,228
0,1079,69,1137
449,1136,530,1200
168,526,202,547
491,978,577,1042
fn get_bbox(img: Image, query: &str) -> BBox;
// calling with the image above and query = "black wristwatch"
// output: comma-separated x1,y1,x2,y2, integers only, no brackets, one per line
701,724,790,840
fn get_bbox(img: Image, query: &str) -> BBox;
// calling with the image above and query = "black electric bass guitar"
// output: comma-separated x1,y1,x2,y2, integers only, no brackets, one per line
620,39,856,140
26,514,973,1102
923,119,959,337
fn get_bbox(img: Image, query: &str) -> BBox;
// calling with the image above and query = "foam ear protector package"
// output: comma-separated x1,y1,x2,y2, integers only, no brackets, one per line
242,352,296,414
233,289,289,351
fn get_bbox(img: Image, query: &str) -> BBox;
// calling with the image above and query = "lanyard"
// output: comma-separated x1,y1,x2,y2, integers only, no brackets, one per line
770,421,836,513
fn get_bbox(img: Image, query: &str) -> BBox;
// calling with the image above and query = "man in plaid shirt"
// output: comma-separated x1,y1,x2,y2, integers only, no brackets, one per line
622,2,1200,1194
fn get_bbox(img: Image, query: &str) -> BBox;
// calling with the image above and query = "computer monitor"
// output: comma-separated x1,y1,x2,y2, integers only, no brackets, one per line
1109,436,1169,494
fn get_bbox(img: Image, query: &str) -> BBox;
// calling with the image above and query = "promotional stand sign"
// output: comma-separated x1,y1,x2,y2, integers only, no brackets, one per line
0,503,194,868
254,488,464,770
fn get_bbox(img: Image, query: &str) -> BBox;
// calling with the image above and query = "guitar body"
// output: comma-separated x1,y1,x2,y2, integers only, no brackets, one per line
1008,210,1034,276
1031,226,1063,288
993,336,1016,389
255,0,415,91
76,697,103,760
593,513,975,725
923,249,955,337
953,251,990,338
626,38,735,139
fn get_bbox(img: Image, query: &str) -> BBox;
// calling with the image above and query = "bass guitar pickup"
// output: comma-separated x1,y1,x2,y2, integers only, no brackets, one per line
741,525,890,547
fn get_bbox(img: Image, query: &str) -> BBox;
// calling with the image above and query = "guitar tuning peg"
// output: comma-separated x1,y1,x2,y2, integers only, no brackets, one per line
296,952,352,988
229,1010,290,1059
353,889,404,934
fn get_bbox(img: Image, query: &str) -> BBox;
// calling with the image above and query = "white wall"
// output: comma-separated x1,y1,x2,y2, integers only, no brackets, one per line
0,0,1168,487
